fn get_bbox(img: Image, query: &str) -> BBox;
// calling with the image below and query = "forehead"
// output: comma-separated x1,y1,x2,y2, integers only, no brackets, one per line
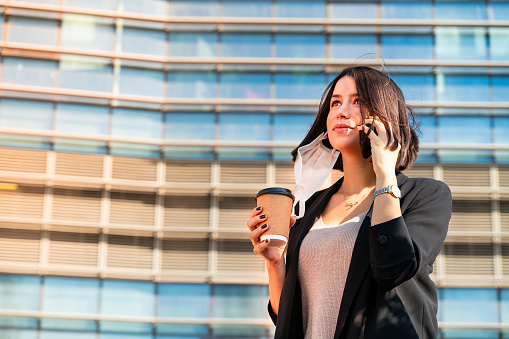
332,76,357,96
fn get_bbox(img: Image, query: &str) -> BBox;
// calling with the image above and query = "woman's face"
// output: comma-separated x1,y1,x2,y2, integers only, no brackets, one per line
326,75,364,152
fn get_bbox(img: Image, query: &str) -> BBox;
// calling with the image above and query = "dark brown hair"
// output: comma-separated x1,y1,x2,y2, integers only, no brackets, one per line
291,66,420,172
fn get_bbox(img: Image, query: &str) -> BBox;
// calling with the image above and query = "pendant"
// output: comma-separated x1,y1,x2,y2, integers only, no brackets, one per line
345,201,359,209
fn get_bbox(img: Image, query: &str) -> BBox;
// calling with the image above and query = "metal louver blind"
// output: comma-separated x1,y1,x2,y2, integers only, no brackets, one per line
107,235,153,270
0,228,40,263
48,232,99,267
0,185,44,219
55,152,103,177
444,243,494,276
0,147,47,173
166,162,211,183
501,244,509,276
500,167,509,187
52,188,101,223
220,163,266,184
112,156,157,181
442,166,490,187
218,196,255,230
500,201,509,233
404,165,434,179
161,239,209,272
109,191,156,227
449,200,492,233
164,195,210,229
216,239,265,274
275,163,294,185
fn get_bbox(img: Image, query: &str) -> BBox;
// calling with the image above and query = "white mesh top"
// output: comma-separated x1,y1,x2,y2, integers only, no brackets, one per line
298,210,368,339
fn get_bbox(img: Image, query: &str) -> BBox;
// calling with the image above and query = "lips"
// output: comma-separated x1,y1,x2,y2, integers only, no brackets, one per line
333,123,354,133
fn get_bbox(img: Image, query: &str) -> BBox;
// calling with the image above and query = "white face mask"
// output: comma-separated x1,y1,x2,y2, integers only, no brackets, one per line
293,132,340,219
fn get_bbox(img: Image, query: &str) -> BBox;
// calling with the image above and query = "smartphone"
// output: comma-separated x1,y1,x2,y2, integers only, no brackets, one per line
359,124,377,159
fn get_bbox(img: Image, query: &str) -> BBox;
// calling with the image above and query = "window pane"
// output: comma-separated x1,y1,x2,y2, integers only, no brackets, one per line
442,329,498,339
275,73,325,99
2,57,57,87
157,283,211,318
118,0,167,15
275,1,325,18
440,288,498,323
121,27,166,56
118,67,164,97
212,284,268,318
381,1,432,19
490,28,509,60
493,76,509,102
438,116,491,144
330,2,376,19
221,34,271,58
101,280,155,317
494,117,509,144
40,331,96,339
8,16,57,45
330,35,377,59
54,103,109,153
273,114,314,142
392,74,435,101
61,14,114,51
436,27,488,60
164,113,215,159
59,56,112,92
436,1,486,20
382,35,433,59
275,35,325,58
488,1,509,20
222,0,271,17
170,0,219,16
0,99,53,149
0,275,40,311
220,73,270,99
418,115,435,143
0,329,38,339
167,72,216,98
64,0,116,10
437,74,489,102
169,33,217,57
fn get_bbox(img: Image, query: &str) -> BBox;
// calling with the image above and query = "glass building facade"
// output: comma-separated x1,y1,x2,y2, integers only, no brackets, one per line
0,0,508,338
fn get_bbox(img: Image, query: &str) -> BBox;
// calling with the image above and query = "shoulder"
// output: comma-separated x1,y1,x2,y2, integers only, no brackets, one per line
400,176,452,209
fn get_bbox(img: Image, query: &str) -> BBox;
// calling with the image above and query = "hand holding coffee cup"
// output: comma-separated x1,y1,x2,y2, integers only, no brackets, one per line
255,187,294,247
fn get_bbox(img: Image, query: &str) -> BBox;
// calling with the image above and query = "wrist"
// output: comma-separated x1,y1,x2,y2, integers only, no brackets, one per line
266,256,286,271
375,172,397,187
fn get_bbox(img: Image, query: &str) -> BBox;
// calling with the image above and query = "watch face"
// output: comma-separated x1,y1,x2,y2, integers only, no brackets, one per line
392,185,402,198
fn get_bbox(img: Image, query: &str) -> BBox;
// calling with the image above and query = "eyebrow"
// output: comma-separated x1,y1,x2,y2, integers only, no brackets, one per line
331,93,359,98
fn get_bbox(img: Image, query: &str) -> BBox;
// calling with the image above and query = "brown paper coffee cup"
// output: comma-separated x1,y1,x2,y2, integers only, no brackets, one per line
256,187,294,247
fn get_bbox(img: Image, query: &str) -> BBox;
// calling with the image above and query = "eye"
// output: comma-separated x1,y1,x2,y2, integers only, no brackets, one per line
331,100,341,107
353,98,359,105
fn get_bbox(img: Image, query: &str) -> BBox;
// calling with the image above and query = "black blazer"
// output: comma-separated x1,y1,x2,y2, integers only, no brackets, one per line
268,172,452,339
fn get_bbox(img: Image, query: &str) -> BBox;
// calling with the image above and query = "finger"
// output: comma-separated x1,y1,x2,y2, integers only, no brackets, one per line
290,216,297,228
249,223,269,243
253,238,270,255
250,206,263,219
247,213,267,231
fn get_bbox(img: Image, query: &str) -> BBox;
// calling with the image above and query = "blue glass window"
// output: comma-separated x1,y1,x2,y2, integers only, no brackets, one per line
330,35,377,59
494,117,509,144
170,0,219,16
220,73,270,99
437,74,489,102
221,34,271,58
436,1,486,20
157,283,211,318
222,0,271,17
8,16,57,45
164,112,215,159
275,73,325,100
273,114,314,142
330,2,376,19
392,74,435,101
275,1,325,18
59,57,112,92
488,1,509,20
64,0,116,10
169,32,217,57
118,0,167,15
40,332,96,339
101,280,154,318
493,76,509,102
100,334,152,339
0,99,53,149
381,1,432,19
54,103,109,153
121,27,166,56
0,275,40,311
438,116,491,145
2,57,57,88
418,115,436,144
382,35,433,60
436,27,488,60
61,15,114,51
118,67,164,97
167,72,216,98
213,284,268,318
490,28,509,61
275,35,326,59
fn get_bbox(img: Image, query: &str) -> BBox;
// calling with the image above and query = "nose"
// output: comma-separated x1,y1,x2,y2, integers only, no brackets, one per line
332,104,350,119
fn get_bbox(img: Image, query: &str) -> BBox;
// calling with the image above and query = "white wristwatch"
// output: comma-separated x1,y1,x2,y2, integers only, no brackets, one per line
374,185,401,199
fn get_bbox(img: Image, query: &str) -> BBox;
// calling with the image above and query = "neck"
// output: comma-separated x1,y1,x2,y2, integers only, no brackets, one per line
341,152,377,193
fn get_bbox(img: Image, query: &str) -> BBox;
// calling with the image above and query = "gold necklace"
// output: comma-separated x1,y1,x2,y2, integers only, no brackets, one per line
341,186,374,210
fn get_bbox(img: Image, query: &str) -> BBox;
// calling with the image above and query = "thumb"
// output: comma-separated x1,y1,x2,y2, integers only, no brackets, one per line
290,216,297,228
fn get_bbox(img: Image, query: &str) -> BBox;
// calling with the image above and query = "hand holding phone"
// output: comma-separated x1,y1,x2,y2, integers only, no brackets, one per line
359,124,377,159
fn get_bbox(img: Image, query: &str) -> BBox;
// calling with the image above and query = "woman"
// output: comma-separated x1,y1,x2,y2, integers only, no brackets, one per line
247,66,451,338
